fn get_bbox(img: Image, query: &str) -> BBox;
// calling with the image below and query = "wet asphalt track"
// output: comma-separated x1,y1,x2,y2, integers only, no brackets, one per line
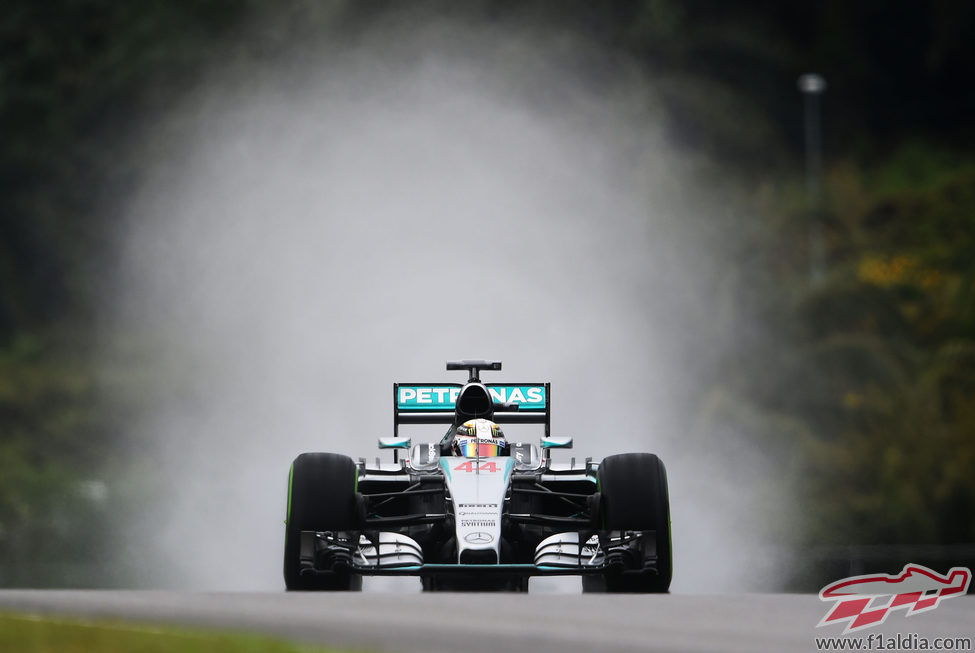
0,589,972,652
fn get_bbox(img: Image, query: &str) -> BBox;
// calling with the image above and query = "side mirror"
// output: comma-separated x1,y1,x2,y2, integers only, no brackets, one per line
540,436,573,449
378,437,411,450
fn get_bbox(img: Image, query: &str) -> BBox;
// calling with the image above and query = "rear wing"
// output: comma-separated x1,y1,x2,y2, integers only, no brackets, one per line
393,382,551,438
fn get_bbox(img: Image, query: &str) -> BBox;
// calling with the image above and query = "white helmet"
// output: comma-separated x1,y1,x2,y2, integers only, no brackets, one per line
452,418,507,457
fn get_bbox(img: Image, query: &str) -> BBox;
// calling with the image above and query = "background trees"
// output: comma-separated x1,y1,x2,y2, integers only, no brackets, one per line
1,0,972,588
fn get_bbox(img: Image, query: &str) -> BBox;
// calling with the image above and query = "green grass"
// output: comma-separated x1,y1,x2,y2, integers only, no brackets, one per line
0,613,356,653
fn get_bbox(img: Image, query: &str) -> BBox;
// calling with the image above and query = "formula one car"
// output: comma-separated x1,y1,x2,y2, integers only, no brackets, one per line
283,360,672,592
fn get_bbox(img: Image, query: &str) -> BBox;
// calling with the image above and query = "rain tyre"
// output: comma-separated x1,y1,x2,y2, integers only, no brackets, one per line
284,452,361,591
585,452,672,593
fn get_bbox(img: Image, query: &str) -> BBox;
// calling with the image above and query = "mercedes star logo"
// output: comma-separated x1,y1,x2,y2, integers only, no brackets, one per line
464,531,494,544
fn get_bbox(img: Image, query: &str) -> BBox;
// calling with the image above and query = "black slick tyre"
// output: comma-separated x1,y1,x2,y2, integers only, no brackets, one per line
283,452,361,591
585,452,672,593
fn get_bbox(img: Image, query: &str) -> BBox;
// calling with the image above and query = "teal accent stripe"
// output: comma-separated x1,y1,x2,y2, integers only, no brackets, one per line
504,457,515,482
361,563,598,572
420,564,547,570
345,563,603,575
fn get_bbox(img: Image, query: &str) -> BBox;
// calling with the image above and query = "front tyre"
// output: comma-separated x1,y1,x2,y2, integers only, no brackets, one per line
585,452,672,593
284,452,361,591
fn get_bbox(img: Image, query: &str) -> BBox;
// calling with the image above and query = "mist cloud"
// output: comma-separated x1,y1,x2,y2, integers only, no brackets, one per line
106,8,786,592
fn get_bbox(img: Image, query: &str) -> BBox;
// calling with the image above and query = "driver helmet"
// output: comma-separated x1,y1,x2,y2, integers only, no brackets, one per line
452,418,507,457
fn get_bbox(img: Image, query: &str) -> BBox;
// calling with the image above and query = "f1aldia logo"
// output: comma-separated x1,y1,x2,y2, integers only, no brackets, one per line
817,563,971,634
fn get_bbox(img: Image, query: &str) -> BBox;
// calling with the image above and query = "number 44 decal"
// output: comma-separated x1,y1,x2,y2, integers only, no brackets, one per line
453,461,502,473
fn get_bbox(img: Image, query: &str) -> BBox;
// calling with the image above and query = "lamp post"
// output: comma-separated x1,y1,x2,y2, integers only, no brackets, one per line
798,73,827,285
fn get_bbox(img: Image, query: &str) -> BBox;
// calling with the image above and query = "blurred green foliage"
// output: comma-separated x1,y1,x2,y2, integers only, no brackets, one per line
1,0,973,588
0,332,111,585
0,613,341,652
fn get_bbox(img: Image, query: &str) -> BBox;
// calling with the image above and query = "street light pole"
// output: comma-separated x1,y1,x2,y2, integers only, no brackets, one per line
798,73,827,285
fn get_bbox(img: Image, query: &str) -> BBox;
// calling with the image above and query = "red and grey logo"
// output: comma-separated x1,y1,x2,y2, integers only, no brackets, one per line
818,564,971,633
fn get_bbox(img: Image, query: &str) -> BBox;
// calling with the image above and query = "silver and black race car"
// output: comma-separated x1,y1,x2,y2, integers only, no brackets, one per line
283,360,672,592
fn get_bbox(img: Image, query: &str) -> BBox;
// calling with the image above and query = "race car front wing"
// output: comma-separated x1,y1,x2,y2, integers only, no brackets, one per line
297,528,663,578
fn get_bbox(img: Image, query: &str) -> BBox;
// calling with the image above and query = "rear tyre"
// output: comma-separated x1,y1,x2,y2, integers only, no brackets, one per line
584,453,672,593
284,452,361,591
